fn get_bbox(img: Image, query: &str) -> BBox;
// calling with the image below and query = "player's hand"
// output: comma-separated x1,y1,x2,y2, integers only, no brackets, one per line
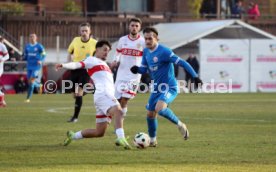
55,64,63,71
37,61,42,65
194,77,203,87
130,65,139,74
110,61,118,69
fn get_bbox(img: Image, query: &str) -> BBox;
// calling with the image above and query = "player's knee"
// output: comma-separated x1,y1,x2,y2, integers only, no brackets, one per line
120,98,129,108
147,111,156,118
157,108,167,117
95,129,105,137
75,92,83,97
155,106,164,113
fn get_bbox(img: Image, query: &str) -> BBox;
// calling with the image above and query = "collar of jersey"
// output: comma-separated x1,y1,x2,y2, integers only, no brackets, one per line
149,43,159,53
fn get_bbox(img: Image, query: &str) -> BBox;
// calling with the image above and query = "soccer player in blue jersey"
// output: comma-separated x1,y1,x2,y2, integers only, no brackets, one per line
130,27,203,146
24,33,46,102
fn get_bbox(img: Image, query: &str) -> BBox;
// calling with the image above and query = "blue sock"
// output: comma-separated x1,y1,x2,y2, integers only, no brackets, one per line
147,117,158,138
33,81,40,88
158,108,179,125
27,83,35,99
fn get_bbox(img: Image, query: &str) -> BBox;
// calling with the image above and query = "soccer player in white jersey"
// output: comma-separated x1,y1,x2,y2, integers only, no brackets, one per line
0,36,9,107
56,40,131,149
111,17,145,118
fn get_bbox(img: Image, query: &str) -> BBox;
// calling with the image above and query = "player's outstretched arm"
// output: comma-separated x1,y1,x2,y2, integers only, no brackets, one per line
130,65,147,74
55,62,82,71
172,55,203,85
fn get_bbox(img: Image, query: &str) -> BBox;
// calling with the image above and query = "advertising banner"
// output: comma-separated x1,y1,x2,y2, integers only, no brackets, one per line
250,40,276,92
200,39,250,93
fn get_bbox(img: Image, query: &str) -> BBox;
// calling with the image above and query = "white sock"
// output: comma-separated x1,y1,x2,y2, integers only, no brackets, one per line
0,90,3,95
122,107,127,117
177,121,183,127
115,128,125,139
73,131,83,140
150,137,156,143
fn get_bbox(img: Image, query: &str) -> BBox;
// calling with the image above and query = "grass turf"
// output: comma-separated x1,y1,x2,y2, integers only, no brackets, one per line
0,93,275,171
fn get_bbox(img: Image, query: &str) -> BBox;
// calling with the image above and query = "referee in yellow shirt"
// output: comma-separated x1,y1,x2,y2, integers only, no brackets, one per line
67,22,97,122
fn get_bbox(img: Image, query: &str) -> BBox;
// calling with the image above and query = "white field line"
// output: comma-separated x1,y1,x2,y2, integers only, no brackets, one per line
46,107,271,123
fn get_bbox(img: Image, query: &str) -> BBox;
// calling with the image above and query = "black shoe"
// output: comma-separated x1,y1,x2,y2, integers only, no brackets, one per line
67,117,78,123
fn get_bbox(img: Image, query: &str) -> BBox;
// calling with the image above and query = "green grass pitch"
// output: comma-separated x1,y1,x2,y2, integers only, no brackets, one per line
0,93,275,171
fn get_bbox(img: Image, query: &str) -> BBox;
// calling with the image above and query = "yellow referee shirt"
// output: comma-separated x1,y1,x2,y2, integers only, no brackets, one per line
68,37,97,62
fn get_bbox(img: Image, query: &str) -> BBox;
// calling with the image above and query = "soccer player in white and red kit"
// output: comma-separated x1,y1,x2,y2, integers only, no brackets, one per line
56,40,131,149
111,18,145,118
0,37,9,107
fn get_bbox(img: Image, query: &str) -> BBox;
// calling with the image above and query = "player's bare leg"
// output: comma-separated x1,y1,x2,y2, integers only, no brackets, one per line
108,105,132,149
63,123,108,146
119,97,129,117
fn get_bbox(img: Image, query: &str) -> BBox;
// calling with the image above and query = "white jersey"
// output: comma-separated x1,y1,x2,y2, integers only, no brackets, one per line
114,35,145,82
80,56,114,100
0,42,9,76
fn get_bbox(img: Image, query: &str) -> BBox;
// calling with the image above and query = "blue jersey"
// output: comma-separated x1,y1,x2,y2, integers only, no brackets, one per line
138,44,198,92
24,43,46,70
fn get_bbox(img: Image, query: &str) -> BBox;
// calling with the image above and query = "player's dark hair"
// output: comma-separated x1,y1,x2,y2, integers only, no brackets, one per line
129,17,142,25
96,40,111,50
143,27,158,36
80,22,91,28
0,36,4,42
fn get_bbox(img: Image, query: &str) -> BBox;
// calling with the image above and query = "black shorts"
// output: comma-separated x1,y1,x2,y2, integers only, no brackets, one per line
70,69,90,92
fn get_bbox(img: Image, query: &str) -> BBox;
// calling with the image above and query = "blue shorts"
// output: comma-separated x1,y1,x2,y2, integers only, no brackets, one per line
27,69,40,79
146,88,178,111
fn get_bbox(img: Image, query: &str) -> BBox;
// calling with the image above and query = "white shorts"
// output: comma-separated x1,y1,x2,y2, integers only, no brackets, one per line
94,94,120,124
0,63,3,76
114,80,139,99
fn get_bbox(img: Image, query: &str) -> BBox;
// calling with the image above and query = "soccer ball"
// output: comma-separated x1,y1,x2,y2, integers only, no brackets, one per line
133,132,150,149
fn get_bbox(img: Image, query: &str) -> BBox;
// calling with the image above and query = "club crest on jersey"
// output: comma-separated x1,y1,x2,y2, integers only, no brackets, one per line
153,56,158,63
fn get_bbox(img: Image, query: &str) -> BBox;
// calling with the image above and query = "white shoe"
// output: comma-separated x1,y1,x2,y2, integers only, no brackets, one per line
178,123,189,140
67,117,78,123
149,140,157,147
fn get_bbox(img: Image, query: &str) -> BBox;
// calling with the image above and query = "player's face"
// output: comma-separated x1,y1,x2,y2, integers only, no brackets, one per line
80,26,91,41
129,21,141,36
29,34,37,44
96,45,110,61
144,32,158,50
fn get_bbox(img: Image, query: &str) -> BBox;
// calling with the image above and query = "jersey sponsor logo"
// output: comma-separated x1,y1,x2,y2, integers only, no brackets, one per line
149,66,158,71
28,53,37,56
153,56,158,63
87,64,112,76
121,48,143,56
81,46,85,49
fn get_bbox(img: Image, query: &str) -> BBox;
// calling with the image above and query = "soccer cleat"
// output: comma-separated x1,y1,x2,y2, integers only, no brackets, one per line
115,137,132,150
149,140,158,147
63,130,75,146
67,117,78,123
178,123,189,140
25,99,30,103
